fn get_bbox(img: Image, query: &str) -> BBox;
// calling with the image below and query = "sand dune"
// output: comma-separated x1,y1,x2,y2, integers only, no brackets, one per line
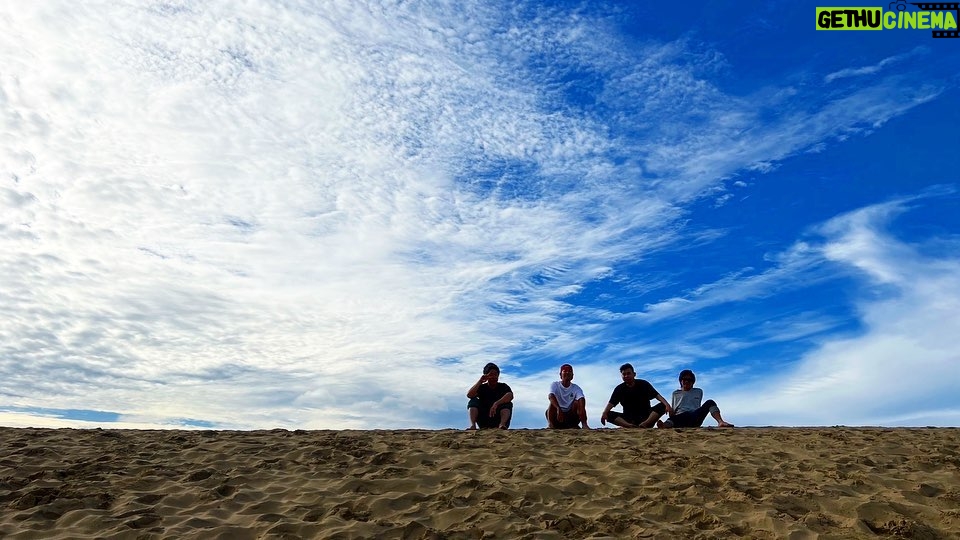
1,427,958,539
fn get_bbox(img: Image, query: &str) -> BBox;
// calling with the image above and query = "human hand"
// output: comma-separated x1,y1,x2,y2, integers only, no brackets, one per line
489,405,498,418
600,413,607,425
557,410,565,423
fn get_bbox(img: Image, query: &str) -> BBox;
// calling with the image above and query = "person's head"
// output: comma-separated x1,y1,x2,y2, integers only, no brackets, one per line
559,363,574,384
483,362,500,383
679,369,695,390
619,363,636,384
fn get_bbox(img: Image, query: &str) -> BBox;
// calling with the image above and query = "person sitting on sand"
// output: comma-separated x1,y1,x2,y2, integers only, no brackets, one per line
657,369,734,429
467,362,513,430
600,363,672,428
546,363,590,429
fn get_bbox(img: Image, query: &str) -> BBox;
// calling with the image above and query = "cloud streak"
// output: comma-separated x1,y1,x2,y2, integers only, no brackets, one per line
0,1,953,428
711,196,960,426
824,48,924,83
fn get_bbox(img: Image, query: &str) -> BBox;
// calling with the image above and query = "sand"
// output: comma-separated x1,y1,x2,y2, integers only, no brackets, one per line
1,427,958,539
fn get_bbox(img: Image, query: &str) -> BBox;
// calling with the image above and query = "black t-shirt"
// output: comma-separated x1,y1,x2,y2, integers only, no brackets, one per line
608,380,657,418
477,382,512,407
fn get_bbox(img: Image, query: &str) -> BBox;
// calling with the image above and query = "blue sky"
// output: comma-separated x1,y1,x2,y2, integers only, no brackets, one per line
1,1,958,429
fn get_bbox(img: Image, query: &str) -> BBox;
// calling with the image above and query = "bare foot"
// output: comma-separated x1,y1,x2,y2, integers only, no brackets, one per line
718,421,734,428
498,424,509,430
656,420,664,428
466,425,477,430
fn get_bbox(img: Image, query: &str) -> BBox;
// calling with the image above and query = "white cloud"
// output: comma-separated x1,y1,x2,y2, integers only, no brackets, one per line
0,0,666,428
636,241,827,323
715,199,960,426
0,411,187,430
0,1,949,429
824,48,925,83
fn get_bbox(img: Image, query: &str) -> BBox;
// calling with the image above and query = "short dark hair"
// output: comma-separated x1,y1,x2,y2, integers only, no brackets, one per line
619,363,634,373
679,369,696,382
483,362,499,375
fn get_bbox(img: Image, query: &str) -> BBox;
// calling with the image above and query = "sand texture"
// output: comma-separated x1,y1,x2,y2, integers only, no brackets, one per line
1,427,959,539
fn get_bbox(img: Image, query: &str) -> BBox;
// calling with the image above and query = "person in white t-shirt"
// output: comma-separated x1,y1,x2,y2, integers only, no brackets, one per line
546,363,590,429
657,369,734,428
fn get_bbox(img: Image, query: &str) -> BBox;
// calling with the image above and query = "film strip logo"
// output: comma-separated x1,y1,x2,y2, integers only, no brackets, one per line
818,4,959,33
900,1,960,36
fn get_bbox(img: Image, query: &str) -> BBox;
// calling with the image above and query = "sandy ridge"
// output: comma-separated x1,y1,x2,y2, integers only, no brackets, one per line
1,427,959,539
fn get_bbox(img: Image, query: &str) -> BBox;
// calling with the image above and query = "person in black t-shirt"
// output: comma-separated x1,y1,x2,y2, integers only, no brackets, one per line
600,363,673,428
466,362,514,429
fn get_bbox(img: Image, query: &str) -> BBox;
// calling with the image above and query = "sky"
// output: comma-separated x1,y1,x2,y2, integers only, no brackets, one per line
1,1,958,430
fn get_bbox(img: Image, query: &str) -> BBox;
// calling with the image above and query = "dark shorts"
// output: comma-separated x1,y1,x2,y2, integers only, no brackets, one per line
468,398,513,429
607,403,666,425
554,411,582,429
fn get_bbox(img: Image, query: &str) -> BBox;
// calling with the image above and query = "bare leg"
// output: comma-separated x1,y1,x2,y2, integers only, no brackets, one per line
498,408,511,429
710,409,734,427
638,409,662,428
467,407,479,430
545,407,557,428
574,399,589,429
611,417,638,428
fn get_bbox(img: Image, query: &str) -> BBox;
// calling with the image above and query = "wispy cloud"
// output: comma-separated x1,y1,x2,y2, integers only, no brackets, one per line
0,1,951,428
824,47,925,83
715,196,960,426
554,191,960,427
637,241,827,323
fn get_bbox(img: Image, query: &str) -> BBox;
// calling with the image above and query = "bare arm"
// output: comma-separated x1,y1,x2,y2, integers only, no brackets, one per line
600,402,614,425
548,393,563,420
467,376,487,399
547,393,560,410
488,391,514,418
655,393,673,416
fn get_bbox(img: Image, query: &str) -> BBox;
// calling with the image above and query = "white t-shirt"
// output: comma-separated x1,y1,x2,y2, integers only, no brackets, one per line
549,381,585,411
